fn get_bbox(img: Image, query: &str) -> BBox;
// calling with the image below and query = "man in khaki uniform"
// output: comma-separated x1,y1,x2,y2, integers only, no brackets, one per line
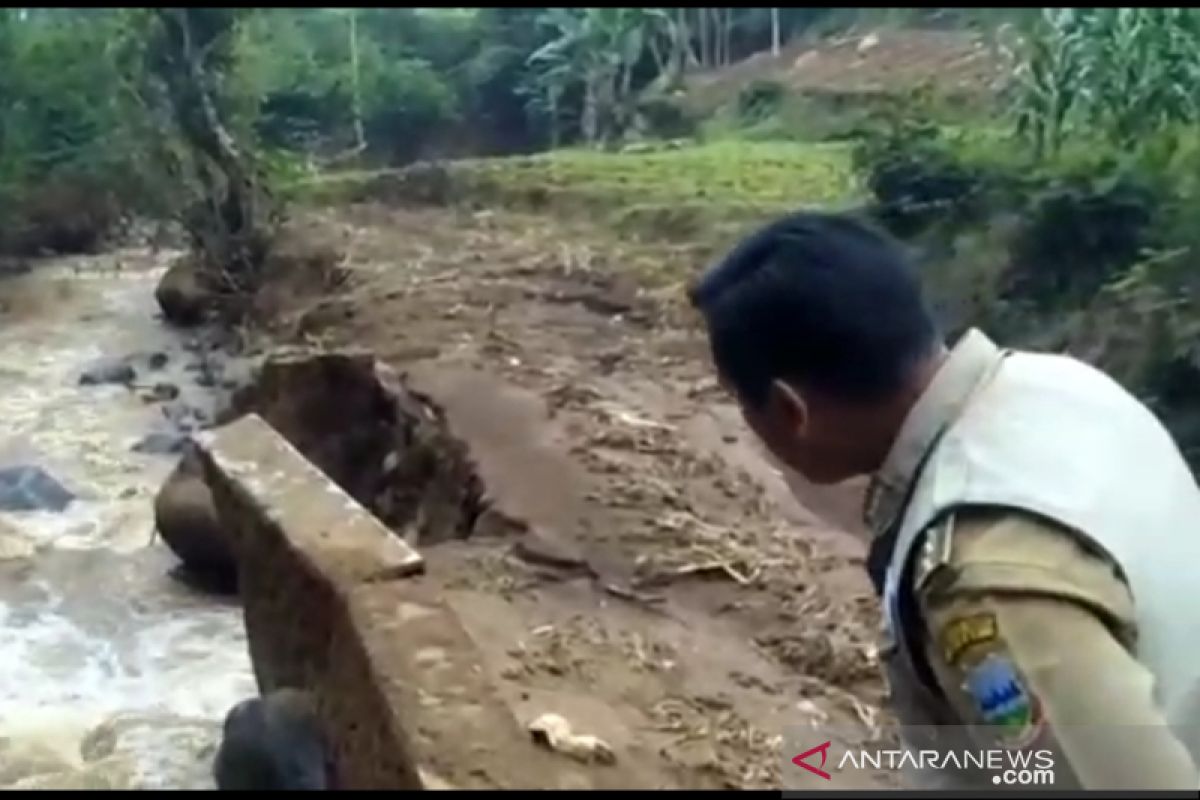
688,211,1200,789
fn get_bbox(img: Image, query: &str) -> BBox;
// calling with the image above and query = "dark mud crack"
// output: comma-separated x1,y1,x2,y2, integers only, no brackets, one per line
228,349,509,551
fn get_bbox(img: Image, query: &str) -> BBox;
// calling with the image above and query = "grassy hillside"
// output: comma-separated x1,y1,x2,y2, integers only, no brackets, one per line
294,141,862,250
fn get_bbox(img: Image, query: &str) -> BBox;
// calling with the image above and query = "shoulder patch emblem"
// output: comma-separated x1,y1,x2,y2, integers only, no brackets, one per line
963,654,1043,748
939,612,998,665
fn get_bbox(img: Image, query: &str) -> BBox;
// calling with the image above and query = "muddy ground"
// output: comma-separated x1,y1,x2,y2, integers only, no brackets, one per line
255,202,893,790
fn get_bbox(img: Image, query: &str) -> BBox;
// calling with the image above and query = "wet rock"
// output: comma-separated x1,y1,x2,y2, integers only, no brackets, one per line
148,352,169,370
149,382,181,402
213,689,331,790
79,357,136,386
0,465,74,512
156,257,216,327
132,431,190,456
162,402,193,427
153,447,235,591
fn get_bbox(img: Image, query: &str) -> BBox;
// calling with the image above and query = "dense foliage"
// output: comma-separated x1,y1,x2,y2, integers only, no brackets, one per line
0,7,844,255
853,7,1200,465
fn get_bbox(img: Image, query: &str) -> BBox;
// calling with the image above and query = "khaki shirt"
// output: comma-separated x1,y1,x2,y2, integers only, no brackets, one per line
909,508,1199,789
865,330,1198,789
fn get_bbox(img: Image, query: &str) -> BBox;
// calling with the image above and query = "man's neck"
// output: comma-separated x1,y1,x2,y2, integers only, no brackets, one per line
863,346,950,476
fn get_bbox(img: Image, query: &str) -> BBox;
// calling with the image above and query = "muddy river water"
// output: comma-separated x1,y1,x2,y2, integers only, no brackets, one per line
0,250,255,788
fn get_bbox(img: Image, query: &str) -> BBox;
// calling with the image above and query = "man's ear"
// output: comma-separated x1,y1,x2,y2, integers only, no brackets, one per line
766,379,808,435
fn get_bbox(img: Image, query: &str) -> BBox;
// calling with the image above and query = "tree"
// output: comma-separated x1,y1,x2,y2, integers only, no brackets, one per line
525,8,663,147
144,8,278,291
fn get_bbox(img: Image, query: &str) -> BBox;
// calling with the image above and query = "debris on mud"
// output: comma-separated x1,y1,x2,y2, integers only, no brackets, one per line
528,713,617,766
648,697,782,789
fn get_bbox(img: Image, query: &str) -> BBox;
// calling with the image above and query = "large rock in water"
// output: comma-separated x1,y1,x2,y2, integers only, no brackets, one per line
0,465,74,512
153,445,235,590
155,257,216,327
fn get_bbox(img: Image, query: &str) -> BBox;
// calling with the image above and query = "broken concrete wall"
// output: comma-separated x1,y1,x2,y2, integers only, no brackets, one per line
196,414,594,790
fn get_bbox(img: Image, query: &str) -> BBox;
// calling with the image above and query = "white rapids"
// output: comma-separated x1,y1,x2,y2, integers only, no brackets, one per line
0,249,256,789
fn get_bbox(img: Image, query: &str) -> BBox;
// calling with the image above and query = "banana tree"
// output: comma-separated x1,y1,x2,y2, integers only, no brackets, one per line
525,7,659,147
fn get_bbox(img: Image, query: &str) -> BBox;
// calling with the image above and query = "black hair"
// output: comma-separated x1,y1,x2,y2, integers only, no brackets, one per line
689,211,939,407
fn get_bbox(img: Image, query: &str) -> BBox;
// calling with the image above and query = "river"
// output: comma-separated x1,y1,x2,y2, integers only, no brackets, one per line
0,248,255,788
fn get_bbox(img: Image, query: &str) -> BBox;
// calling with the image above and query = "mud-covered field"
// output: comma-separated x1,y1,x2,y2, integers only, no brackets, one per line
255,202,895,789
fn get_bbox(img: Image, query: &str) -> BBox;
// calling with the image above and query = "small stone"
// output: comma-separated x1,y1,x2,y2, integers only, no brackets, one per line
152,382,181,401
79,357,136,386
132,432,189,456
148,352,169,370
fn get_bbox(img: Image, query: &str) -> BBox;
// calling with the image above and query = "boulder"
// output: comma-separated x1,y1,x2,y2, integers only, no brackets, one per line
155,257,216,327
213,689,331,790
153,446,235,590
0,465,74,512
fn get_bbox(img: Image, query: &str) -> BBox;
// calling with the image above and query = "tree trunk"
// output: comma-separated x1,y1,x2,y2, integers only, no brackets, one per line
675,8,699,70
151,8,276,291
771,8,781,56
722,8,734,66
647,29,667,77
581,73,599,146
547,86,560,149
711,8,721,67
696,7,709,68
348,9,365,152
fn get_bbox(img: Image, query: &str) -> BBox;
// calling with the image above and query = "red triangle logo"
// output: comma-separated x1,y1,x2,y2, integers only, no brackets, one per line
791,740,832,780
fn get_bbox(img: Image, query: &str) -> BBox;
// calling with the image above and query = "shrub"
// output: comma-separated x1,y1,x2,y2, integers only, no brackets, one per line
635,93,699,140
361,58,460,165
1006,175,1158,308
737,79,787,123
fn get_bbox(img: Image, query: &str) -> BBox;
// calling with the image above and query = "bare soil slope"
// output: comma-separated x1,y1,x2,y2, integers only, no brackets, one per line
255,202,894,790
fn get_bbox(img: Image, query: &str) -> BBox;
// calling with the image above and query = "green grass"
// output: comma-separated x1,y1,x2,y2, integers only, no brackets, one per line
465,140,858,207
286,140,862,248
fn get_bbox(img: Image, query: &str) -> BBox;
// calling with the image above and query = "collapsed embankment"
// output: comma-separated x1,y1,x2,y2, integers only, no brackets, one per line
156,160,895,788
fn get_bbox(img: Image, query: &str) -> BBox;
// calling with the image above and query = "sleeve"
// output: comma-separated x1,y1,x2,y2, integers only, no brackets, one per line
913,507,1200,790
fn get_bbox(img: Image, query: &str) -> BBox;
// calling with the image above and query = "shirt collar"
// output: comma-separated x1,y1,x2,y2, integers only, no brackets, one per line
863,328,1008,535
